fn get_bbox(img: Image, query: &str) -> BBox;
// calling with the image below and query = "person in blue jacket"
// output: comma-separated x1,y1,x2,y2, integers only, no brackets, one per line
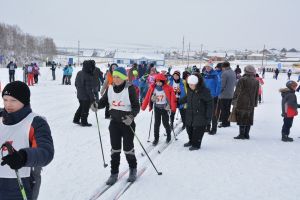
203,63,220,135
0,81,54,200
66,64,74,85
169,70,187,130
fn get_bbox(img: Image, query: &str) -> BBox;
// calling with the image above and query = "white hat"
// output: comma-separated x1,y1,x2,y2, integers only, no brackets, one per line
187,75,199,85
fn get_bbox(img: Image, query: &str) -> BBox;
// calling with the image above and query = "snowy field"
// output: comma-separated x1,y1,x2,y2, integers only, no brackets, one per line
0,65,300,200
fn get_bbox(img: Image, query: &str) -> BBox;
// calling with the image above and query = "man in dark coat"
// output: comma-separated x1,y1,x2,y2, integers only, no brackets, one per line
73,60,96,126
232,65,259,139
93,63,104,101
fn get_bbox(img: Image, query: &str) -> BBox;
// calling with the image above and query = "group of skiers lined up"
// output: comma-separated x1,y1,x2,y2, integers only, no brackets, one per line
6,61,40,86
72,59,268,186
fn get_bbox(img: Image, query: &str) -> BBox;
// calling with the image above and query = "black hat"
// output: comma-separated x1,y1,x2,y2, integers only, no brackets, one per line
2,81,30,106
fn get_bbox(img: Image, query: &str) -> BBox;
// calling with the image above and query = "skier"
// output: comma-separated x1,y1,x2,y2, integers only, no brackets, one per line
0,81,54,200
91,66,140,185
141,73,176,145
274,68,279,80
232,65,259,140
66,64,73,85
7,61,17,83
62,65,68,85
279,80,300,142
101,63,118,119
203,63,220,134
73,60,96,126
234,65,242,80
27,64,35,86
168,70,187,130
32,63,40,84
50,61,56,80
179,74,213,150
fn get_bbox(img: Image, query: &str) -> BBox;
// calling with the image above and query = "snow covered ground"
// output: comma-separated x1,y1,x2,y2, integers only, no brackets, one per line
0,65,300,200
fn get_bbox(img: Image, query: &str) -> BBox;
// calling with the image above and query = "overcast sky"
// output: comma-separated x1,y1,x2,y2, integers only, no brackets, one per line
1,0,299,51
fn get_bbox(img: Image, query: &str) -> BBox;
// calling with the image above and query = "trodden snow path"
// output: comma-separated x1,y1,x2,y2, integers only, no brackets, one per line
0,67,300,200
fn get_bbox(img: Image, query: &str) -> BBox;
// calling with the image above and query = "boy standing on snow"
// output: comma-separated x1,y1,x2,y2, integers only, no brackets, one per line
0,81,54,200
91,67,140,185
141,73,176,146
280,80,300,142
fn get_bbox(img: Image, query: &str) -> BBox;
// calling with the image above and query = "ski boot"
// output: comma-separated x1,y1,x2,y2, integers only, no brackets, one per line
106,174,118,185
127,168,137,182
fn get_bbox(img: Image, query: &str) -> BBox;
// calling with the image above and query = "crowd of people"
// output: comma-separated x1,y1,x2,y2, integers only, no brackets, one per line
1,59,299,199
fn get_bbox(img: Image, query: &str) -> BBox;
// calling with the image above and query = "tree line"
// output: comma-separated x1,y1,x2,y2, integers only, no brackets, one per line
0,22,57,66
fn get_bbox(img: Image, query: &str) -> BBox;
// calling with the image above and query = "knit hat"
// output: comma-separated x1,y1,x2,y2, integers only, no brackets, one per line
244,65,256,75
2,81,30,106
112,67,127,80
132,70,138,77
173,70,181,77
187,75,199,85
155,73,167,82
286,80,298,90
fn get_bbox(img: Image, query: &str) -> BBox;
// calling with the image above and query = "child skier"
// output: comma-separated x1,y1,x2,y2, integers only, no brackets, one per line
91,67,140,185
168,70,187,130
279,80,300,142
141,73,176,145
179,74,213,150
0,81,54,200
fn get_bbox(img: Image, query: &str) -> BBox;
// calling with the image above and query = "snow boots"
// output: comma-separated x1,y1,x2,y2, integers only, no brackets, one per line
106,174,118,185
234,126,250,140
166,134,171,143
152,139,159,146
106,173,118,185
127,168,137,182
282,134,293,142
81,113,92,127
189,146,200,151
183,141,192,147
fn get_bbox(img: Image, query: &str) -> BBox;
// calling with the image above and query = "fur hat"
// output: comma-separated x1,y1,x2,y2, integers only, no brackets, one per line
244,65,256,75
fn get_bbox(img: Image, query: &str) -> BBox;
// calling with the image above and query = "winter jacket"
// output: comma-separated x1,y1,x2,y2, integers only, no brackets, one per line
63,66,69,75
75,64,96,101
280,88,300,118
219,67,236,99
97,82,140,122
179,85,213,127
141,83,177,113
232,74,259,125
7,62,17,71
215,69,222,97
256,77,264,95
93,67,104,87
67,66,73,76
169,78,187,109
203,69,219,97
0,106,54,199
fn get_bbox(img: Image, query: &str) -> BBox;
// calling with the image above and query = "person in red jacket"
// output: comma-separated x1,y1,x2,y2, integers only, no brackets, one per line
141,73,176,145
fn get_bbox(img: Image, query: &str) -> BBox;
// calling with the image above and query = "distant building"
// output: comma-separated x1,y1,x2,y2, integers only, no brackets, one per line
113,52,165,66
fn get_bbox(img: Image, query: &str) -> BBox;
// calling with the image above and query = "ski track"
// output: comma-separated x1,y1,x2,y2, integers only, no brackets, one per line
1,67,300,200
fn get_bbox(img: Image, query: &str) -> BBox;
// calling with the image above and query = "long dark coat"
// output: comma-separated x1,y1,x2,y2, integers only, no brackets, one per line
232,74,259,125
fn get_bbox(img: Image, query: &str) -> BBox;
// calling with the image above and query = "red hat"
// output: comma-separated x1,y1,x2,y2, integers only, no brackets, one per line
155,73,167,82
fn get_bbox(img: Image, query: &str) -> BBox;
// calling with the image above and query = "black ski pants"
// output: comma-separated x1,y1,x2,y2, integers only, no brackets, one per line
109,120,137,174
154,107,171,140
9,71,15,83
186,126,206,148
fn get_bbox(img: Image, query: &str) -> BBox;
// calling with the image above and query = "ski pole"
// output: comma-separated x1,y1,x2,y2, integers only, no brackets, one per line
94,106,108,168
129,126,162,175
1,142,28,200
147,110,154,142
91,89,108,168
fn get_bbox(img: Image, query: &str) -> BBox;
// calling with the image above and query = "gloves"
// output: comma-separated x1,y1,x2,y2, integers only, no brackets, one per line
122,115,134,126
1,149,27,170
151,95,157,103
90,102,98,112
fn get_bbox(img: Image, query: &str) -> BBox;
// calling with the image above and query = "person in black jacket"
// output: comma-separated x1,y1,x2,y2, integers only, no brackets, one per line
73,60,96,126
93,63,104,101
91,67,140,185
7,61,17,83
0,81,54,200
179,73,213,150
